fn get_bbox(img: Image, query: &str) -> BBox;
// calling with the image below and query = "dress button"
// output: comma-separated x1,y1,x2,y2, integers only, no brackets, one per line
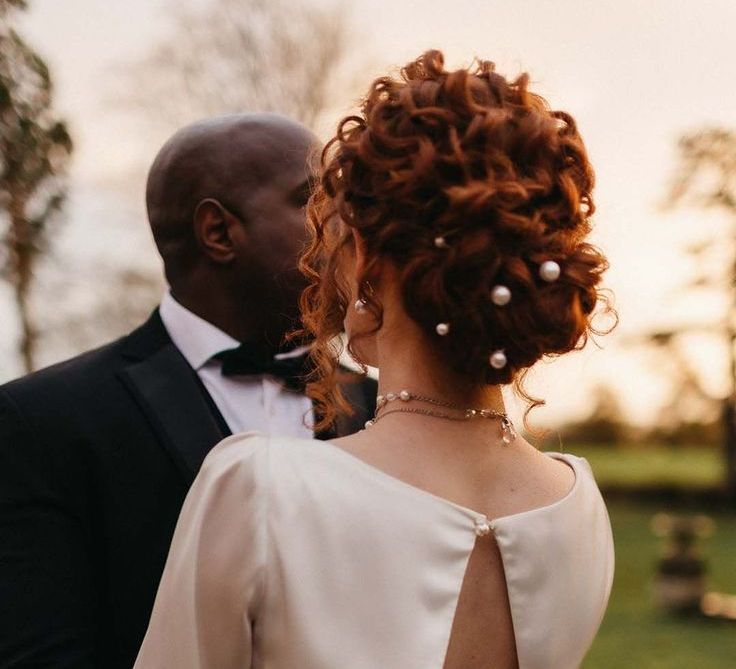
474,519,492,537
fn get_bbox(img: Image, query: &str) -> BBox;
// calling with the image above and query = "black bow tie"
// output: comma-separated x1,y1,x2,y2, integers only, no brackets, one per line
213,345,310,392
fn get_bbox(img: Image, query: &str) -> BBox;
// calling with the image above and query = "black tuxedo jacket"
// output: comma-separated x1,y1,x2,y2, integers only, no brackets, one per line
0,311,376,669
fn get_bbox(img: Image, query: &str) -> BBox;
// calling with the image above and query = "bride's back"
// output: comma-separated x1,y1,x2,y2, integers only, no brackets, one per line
332,422,577,669
134,429,612,669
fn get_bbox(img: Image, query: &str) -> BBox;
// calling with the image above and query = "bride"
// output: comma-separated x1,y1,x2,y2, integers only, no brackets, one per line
134,50,615,669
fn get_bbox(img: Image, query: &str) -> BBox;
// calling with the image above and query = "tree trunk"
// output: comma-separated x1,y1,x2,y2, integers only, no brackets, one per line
8,193,36,373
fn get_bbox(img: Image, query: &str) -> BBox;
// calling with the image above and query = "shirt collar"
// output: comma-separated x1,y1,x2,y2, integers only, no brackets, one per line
159,292,240,371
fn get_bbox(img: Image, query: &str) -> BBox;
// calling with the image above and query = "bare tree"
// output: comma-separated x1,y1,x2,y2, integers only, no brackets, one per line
125,0,351,133
664,128,736,495
0,0,73,372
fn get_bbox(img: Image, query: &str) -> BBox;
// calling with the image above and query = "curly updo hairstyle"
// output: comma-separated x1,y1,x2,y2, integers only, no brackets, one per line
298,49,615,431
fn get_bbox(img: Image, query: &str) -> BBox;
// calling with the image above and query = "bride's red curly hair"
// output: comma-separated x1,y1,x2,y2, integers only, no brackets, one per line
297,49,615,431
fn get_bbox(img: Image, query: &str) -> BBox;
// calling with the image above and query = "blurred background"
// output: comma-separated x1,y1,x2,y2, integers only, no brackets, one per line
1,0,735,665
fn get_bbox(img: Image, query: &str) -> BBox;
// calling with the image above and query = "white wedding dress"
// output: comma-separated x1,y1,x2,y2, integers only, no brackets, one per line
134,432,614,669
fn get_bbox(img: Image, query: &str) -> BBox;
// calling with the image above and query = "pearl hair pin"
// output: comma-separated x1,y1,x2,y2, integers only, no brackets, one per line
434,236,448,248
539,260,561,282
491,284,511,306
489,349,507,369
436,322,450,336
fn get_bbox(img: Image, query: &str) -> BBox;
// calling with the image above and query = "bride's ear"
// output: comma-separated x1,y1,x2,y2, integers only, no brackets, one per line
348,230,372,294
351,229,368,277
351,229,387,294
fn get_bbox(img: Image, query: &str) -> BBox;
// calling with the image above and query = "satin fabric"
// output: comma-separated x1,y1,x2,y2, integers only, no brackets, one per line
134,432,614,669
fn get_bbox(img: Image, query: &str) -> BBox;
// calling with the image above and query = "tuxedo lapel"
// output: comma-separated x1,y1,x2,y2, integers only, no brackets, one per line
313,397,337,440
335,373,375,436
118,311,227,484
314,370,378,440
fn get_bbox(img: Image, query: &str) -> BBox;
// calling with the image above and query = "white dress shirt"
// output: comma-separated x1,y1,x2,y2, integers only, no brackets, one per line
159,292,313,438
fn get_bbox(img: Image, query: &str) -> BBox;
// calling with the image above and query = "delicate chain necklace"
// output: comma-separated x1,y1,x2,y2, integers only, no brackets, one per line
365,389,517,445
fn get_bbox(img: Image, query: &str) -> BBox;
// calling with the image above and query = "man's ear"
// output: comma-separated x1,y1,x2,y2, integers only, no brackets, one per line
193,199,236,263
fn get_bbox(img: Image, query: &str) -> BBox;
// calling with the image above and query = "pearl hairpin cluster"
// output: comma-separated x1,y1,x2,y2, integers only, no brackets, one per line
433,236,562,370
354,235,562,373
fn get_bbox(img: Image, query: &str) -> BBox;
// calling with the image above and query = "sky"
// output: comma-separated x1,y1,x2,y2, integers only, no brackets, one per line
2,0,736,427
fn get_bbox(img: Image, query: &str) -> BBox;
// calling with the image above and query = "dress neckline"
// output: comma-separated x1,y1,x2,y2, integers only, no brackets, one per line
318,438,583,526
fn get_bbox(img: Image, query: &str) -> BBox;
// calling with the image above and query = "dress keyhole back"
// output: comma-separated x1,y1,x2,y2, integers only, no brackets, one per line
443,532,519,669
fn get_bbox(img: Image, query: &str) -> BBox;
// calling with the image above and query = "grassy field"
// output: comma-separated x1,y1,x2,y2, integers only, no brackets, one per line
562,443,725,491
560,444,736,667
584,499,736,668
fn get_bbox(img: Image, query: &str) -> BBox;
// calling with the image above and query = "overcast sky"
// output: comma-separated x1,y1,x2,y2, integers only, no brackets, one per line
3,0,735,427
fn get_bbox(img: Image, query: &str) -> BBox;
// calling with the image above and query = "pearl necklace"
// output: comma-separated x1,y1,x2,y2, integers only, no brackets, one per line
365,390,517,445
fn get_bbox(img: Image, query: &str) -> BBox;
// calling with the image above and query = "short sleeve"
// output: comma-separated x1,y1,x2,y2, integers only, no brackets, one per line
134,433,268,669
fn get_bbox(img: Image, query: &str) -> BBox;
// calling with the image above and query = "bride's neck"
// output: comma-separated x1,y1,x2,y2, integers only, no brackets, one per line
372,318,505,413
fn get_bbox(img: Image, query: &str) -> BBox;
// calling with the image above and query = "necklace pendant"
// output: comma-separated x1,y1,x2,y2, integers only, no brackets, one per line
501,417,516,444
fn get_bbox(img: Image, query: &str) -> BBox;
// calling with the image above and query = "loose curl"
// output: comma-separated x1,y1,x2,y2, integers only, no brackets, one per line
297,49,616,432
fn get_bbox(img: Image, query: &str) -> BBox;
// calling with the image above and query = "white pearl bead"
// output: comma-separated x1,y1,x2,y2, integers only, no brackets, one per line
354,298,367,312
434,236,448,248
399,390,411,401
539,260,561,282
436,322,450,336
491,284,511,306
386,392,396,401
490,349,507,369
475,520,492,537
376,394,385,407
364,420,374,428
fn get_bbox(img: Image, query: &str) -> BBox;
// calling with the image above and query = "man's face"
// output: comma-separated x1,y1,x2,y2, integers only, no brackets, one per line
226,136,317,342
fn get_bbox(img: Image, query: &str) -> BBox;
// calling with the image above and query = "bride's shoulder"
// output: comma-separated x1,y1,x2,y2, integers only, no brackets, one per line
201,430,268,468
491,441,606,526
198,431,321,481
192,434,339,513
195,431,272,493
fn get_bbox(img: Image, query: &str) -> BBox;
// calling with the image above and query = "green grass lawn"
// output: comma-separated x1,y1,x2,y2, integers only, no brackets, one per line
584,499,736,668
561,444,736,666
562,443,725,490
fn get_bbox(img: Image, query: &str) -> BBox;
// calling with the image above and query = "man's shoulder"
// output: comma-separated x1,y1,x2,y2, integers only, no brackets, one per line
5,337,125,389
0,311,166,405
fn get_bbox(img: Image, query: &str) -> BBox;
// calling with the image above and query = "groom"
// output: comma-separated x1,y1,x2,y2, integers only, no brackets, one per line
0,114,376,669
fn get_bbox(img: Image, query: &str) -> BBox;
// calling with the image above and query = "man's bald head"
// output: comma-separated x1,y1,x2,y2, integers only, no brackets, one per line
145,112,319,344
146,113,318,284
